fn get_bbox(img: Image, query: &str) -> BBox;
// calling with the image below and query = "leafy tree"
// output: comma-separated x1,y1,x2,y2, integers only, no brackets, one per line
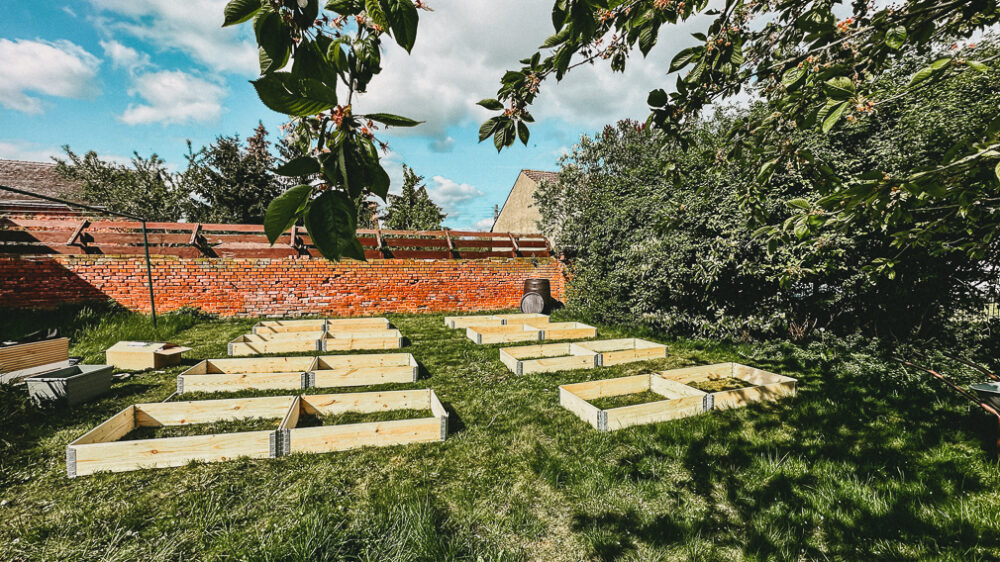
482,1,1000,269
53,147,185,221
539,43,999,340
225,0,426,259
180,123,291,224
382,165,445,230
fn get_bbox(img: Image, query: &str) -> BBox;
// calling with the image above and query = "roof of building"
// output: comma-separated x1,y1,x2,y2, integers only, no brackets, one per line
521,169,559,184
0,159,85,203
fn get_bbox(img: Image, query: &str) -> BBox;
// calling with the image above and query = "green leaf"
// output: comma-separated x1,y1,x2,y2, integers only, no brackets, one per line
787,198,811,210
370,163,391,200
647,88,668,107
254,10,289,73
782,66,806,90
823,77,855,100
325,0,363,14
275,156,321,177
341,236,366,260
756,158,778,183
251,72,337,116
967,60,989,73
541,26,572,49
910,57,951,86
365,0,388,30
822,101,849,133
223,0,260,26
304,190,357,260
264,184,312,244
517,121,530,145
382,0,419,53
885,25,906,50
995,161,1000,183
478,117,502,142
477,98,504,111
365,113,422,127
794,221,809,240
669,47,701,73
638,25,658,57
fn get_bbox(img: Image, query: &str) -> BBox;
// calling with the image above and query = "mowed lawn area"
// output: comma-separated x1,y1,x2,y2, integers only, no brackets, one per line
1,306,999,560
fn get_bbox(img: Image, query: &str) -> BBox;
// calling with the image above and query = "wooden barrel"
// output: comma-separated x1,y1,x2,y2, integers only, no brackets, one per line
521,278,551,313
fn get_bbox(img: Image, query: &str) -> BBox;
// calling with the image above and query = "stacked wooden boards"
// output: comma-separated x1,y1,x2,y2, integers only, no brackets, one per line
228,317,403,356
0,338,71,384
177,354,420,393
67,390,448,476
499,338,668,375
559,363,798,431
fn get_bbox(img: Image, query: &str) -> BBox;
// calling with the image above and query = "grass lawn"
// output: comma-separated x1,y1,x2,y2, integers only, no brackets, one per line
1,304,999,560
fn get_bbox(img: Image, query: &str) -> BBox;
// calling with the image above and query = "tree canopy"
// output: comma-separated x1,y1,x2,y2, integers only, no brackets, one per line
381,165,446,230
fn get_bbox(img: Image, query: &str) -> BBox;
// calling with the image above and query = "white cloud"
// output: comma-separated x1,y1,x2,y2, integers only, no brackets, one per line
89,0,258,74
0,39,101,114
0,140,61,162
357,0,714,141
121,70,225,125
474,217,495,231
428,175,484,212
101,39,150,73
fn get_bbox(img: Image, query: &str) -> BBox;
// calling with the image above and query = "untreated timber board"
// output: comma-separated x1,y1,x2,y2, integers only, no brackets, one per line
498,338,665,375
558,363,797,432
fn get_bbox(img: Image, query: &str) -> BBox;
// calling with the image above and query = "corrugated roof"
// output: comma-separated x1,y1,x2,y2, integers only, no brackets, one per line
0,159,85,203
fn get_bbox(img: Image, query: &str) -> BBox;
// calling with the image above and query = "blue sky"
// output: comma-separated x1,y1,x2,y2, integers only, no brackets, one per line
0,1,703,229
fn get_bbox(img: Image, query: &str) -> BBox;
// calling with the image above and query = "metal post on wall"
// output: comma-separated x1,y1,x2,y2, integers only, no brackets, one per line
0,184,158,329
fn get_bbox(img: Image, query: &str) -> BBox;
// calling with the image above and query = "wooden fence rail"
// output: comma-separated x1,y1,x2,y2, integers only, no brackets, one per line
0,217,552,260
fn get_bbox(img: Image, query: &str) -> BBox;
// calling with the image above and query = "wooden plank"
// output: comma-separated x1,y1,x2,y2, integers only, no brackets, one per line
241,331,326,342
322,331,403,351
604,395,706,431
560,374,651,401
312,366,417,388
300,390,431,416
600,345,668,367
713,382,797,411
280,395,301,430
228,336,321,356
559,387,601,429
134,396,296,426
498,348,521,374
650,375,707,400
520,353,598,374
314,353,414,369
539,323,597,341
70,430,274,476
466,325,542,344
178,372,305,393
445,315,504,329
325,318,392,330
500,342,574,360
287,417,442,454
732,364,797,386
494,313,549,323
0,338,71,382
182,357,317,375
657,363,734,385
69,406,135,445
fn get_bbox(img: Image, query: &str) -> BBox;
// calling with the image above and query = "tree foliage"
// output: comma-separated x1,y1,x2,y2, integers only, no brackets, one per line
53,148,185,221
181,123,292,224
225,0,428,259
381,165,445,230
540,44,1000,339
485,0,1000,268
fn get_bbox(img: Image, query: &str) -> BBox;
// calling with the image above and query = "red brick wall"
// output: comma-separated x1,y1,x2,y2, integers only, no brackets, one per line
0,255,567,317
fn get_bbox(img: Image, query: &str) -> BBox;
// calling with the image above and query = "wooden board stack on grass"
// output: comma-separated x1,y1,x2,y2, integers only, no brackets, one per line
558,363,798,431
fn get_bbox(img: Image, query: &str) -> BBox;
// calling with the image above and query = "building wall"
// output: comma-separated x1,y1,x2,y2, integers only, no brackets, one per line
0,255,567,317
492,173,544,235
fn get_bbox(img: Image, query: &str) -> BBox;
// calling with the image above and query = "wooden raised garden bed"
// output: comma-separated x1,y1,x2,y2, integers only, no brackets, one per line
228,333,323,356
466,321,597,345
443,313,548,329
67,390,448,476
559,363,798,431
499,338,667,375
321,329,404,351
253,317,391,336
177,354,420,393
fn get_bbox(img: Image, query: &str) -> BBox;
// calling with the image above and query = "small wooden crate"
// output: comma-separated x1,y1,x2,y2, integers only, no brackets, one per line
311,353,419,388
558,363,797,431
106,341,192,370
67,396,297,476
322,330,404,351
178,357,317,393
575,338,667,366
499,338,666,375
228,334,323,356
0,337,71,384
284,390,448,455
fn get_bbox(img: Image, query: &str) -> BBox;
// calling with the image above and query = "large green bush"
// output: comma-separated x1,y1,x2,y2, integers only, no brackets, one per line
539,47,1000,340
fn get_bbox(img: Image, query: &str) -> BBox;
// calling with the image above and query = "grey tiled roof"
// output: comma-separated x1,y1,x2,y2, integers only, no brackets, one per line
0,159,85,203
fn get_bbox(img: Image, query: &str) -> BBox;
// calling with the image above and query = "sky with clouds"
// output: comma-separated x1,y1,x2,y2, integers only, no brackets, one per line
0,0,708,229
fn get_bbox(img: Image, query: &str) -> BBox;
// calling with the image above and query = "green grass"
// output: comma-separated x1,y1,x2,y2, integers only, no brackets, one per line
121,418,283,441
2,305,1000,560
588,391,666,410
